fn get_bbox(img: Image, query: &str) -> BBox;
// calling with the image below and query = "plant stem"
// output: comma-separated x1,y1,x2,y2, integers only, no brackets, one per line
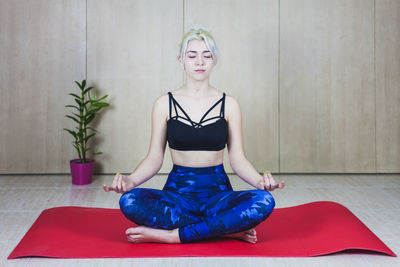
80,84,86,163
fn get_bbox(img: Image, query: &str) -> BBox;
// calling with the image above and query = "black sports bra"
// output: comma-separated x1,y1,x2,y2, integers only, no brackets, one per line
167,91,228,151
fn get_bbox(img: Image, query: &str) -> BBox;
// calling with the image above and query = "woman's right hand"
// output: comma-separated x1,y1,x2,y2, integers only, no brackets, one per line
259,171,285,191
103,173,135,194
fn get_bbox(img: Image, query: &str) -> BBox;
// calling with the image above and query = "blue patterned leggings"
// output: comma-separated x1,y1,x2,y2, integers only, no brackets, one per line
119,164,275,243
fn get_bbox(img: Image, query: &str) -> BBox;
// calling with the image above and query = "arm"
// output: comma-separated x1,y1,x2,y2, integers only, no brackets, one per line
226,96,265,190
226,95,285,191
104,94,168,193
126,94,168,187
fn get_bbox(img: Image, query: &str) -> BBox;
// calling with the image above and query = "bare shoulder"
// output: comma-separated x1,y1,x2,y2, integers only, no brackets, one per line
224,93,240,107
152,92,170,121
154,92,169,105
224,93,241,122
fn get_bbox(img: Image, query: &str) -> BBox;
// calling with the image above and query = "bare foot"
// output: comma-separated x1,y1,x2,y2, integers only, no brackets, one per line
221,228,258,243
125,226,181,244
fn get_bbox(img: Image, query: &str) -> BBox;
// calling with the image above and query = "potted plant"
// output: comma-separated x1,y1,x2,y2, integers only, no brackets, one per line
64,80,109,185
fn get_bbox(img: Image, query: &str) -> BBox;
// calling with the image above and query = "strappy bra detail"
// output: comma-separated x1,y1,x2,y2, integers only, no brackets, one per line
167,91,228,151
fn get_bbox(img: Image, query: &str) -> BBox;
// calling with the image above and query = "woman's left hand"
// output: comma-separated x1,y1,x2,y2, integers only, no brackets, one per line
259,171,285,191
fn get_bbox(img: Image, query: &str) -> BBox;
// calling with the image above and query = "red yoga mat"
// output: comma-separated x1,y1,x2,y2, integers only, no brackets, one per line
8,201,396,259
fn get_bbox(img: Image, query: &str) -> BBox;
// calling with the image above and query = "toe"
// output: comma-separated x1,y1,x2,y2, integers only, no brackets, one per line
128,234,141,243
126,227,141,235
246,228,256,236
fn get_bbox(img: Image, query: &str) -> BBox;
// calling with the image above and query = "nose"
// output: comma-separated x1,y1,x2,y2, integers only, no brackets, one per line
195,56,205,65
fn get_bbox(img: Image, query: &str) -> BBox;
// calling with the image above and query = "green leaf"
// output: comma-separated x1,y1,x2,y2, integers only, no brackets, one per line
72,143,81,154
95,95,108,102
86,107,101,115
92,95,108,103
72,112,83,119
84,133,96,142
66,115,80,124
63,128,77,138
74,81,82,89
84,86,94,95
74,98,82,107
99,102,110,107
86,113,95,125
82,80,86,89
69,93,80,99
93,152,103,155
92,102,109,108
87,127,98,133
65,105,80,111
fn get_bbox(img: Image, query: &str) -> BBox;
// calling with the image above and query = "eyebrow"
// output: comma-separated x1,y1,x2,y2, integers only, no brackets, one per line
186,50,211,54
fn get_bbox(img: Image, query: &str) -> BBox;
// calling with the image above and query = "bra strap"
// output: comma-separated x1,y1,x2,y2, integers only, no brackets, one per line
220,92,226,118
168,92,178,120
168,92,172,119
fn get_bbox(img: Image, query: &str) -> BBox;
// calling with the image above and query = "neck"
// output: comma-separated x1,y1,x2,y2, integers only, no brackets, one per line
183,76,211,96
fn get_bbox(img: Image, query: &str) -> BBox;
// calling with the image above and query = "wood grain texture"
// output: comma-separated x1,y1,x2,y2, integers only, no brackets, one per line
0,0,86,173
1,1,399,174
86,0,183,173
185,0,280,172
280,0,376,172
376,0,400,172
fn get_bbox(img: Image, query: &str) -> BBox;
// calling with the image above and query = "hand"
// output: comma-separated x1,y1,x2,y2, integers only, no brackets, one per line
103,173,135,194
259,171,285,191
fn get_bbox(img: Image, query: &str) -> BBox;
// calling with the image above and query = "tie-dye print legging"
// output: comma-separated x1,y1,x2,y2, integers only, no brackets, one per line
119,164,275,243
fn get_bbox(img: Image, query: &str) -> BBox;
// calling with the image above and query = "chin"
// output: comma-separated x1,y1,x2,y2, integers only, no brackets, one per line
188,74,208,81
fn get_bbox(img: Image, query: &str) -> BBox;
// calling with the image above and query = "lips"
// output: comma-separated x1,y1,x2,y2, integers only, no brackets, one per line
195,69,205,72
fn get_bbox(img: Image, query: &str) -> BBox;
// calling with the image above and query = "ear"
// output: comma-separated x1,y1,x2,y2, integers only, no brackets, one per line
177,55,184,70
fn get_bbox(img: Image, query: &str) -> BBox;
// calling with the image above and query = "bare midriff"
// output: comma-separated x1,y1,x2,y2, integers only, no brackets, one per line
169,148,225,167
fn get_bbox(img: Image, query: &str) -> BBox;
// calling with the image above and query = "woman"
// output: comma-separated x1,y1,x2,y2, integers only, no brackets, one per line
103,27,284,244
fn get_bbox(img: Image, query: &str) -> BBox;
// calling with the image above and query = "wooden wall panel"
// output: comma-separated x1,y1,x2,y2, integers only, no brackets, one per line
376,0,400,172
87,0,183,173
0,0,86,173
1,0,399,174
280,0,376,172
185,0,280,173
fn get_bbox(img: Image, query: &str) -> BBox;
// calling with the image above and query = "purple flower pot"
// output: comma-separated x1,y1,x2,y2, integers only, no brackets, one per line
70,159,95,185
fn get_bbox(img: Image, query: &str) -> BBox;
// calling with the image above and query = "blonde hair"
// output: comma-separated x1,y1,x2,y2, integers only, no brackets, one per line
179,26,218,63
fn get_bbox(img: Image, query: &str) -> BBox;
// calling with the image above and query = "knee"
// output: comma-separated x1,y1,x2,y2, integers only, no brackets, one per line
119,188,141,216
253,190,275,217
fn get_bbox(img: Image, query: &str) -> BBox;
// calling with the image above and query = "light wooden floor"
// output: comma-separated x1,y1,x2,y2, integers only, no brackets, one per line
1,173,399,267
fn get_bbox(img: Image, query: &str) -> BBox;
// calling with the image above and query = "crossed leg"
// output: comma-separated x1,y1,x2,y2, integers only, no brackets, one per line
124,226,257,244
119,188,275,244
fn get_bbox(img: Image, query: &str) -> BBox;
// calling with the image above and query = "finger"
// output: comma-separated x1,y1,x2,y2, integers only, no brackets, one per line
262,172,271,191
262,180,269,191
118,173,124,193
111,173,120,189
103,184,109,192
268,173,278,190
114,173,121,193
264,172,272,190
260,177,268,191
103,184,116,193
116,173,122,193
279,180,285,189
121,176,126,192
